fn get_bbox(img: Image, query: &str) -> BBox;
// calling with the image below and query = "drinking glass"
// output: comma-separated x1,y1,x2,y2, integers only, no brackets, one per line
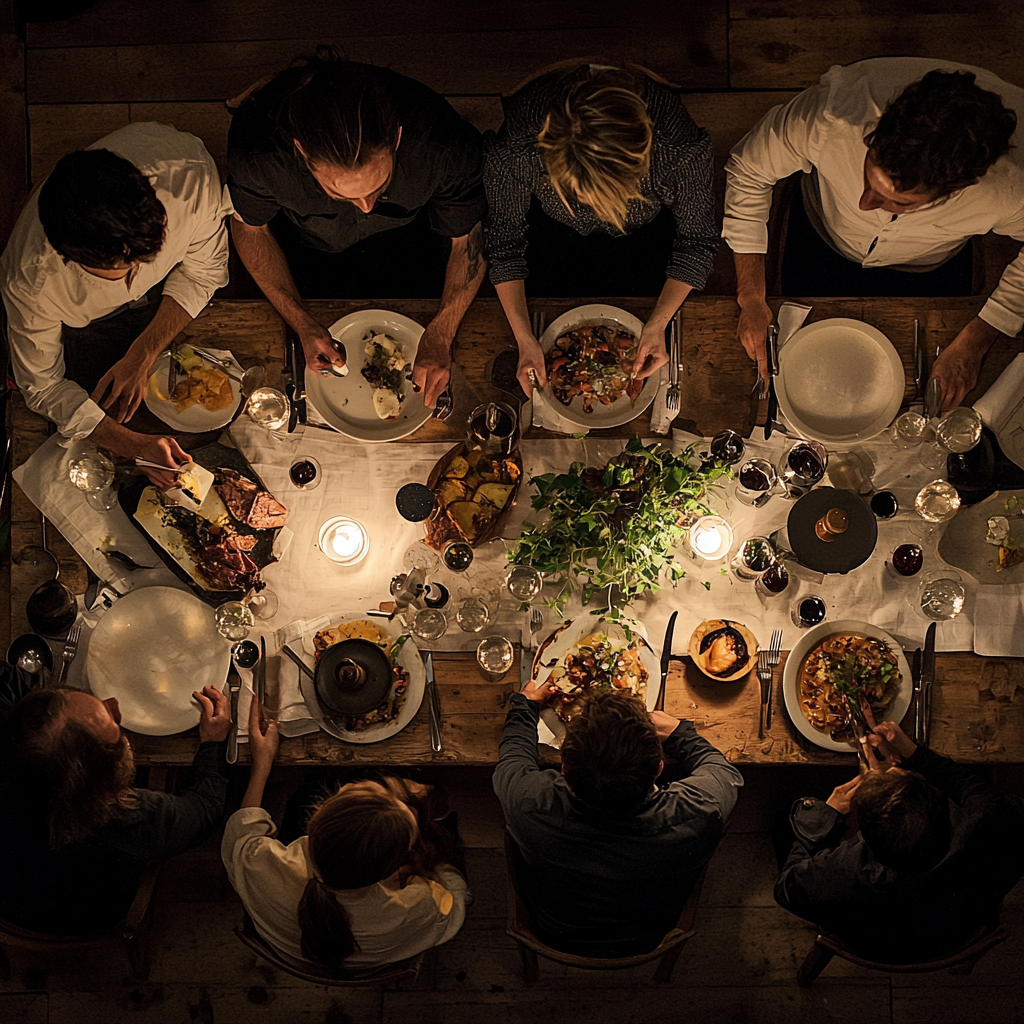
246,387,290,433
826,451,873,494
791,595,826,628
477,636,514,676
709,429,745,466
870,490,899,519
777,440,828,499
506,565,542,603
442,539,474,573
404,541,440,576
886,542,924,580
735,458,776,505
214,600,255,642
456,595,490,633
920,406,983,471
68,446,116,511
919,572,965,621
411,607,448,642
732,536,777,581
755,563,790,599
889,411,931,449
246,587,279,620
911,480,961,539
288,457,322,490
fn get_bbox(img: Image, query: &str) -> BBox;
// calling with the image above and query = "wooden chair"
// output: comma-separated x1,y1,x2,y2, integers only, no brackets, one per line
0,767,168,982
504,831,705,984
797,923,1010,987
233,908,424,988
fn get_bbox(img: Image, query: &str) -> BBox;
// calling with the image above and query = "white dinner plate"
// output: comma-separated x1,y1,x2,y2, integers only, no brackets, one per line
782,618,912,753
304,310,430,442
526,616,660,748
776,318,904,443
535,304,653,430
145,351,242,432
293,614,426,744
86,587,231,735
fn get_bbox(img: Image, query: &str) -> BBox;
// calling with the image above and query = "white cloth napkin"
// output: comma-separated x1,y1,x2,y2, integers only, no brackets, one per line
648,364,674,435
974,353,1024,472
973,585,1024,657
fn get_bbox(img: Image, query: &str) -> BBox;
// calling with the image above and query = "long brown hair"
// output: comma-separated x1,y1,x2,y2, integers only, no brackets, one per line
0,688,136,848
297,780,419,965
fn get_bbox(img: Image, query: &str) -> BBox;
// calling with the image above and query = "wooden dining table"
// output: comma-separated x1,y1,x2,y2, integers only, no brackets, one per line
8,294,1024,767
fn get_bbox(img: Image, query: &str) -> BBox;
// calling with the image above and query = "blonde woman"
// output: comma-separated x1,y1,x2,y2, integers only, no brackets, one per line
484,63,718,393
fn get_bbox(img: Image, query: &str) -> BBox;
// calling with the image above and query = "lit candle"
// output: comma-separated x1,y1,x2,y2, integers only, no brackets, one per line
688,516,733,562
318,516,369,566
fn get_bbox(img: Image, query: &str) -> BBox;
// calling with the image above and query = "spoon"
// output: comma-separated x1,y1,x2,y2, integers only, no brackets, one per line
233,639,261,670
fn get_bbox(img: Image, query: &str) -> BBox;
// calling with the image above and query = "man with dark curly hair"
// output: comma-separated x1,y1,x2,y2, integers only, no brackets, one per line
724,58,1023,410
0,123,230,484
493,684,741,957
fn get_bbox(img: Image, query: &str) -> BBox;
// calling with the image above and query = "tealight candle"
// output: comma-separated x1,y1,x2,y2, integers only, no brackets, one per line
688,515,733,563
318,516,369,566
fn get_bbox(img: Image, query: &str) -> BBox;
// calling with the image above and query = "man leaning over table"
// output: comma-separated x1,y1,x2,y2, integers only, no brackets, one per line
724,57,1024,411
774,717,1024,964
226,47,488,408
493,686,742,957
0,121,230,485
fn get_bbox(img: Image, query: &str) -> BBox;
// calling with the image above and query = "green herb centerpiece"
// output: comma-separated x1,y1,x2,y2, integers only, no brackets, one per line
509,437,731,609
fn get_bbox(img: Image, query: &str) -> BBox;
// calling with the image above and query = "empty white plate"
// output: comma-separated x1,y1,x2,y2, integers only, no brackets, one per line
776,318,905,443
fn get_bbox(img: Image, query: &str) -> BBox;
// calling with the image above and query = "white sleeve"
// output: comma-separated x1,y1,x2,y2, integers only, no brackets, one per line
722,83,830,255
979,207,1024,337
220,806,285,894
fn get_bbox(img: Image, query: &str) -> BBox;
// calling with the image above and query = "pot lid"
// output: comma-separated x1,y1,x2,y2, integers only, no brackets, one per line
787,487,877,574
315,639,394,716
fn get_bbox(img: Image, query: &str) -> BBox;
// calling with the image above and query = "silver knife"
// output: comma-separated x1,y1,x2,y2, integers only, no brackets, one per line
657,611,677,713
764,324,780,441
668,315,679,394
918,623,936,747
226,664,241,764
520,628,534,693
925,376,943,420
257,635,267,726
424,652,443,753
167,341,178,398
913,319,924,403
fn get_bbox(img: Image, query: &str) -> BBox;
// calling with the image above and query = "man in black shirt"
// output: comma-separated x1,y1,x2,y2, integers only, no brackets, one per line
228,52,487,406
775,720,1024,964
493,685,742,958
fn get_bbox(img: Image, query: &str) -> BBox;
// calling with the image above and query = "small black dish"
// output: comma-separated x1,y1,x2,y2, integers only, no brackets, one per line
7,632,54,675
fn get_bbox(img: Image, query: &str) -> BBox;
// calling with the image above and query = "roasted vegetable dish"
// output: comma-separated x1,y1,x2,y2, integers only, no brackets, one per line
546,324,643,414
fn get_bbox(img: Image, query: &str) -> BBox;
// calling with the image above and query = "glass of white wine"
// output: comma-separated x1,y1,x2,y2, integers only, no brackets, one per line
920,407,983,471
911,479,961,541
506,565,542,603
918,572,965,621
214,600,255,643
246,387,291,437
889,411,931,449
68,446,117,512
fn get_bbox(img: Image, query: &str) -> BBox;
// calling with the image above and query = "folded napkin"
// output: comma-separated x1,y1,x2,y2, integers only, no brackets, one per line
648,364,674,435
975,353,1024,433
973,584,1024,657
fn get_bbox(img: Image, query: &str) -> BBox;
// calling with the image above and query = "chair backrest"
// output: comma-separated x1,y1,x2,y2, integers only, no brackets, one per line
818,924,1010,974
233,908,422,988
503,830,703,971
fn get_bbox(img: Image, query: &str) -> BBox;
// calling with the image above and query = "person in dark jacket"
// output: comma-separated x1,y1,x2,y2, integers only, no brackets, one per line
493,683,742,958
0,680,232,934
774,719,1024,963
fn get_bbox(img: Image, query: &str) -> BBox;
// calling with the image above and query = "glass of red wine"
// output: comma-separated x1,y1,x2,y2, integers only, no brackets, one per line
288,456,322,491
777,440,828,500
755,562,790,599
735,457,777,505
791,595,826,628
886,543,924,580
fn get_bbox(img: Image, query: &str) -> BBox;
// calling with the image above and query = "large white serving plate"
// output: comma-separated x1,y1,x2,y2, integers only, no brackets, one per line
145,351,242,432
292,614,426,744
87,587,231,735
938,489,1024,585
535,304,653,430
782,618,912,754
526,616,660,748
776,318,904,443
305,309,430,442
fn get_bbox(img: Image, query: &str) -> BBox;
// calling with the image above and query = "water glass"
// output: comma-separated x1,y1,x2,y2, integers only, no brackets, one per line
442,539,474,573
506,565,542,603
246,387,290,432
735,458,776,505
733,536,777,581
889,411,931,449
456,595,490,633
777,440,828,499
921,406,984,471
68,445,116,512
412,607,448,642
919,572,965,621
476,635,514,676
911,480,960,540
826,451,873,495
214,600,255,642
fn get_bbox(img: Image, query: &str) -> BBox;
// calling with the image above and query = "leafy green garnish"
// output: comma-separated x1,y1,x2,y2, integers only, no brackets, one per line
507,437,730,610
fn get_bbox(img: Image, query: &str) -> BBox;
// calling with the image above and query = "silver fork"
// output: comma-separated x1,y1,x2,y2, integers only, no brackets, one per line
433,389,454,422
665,314,680,413
529,310,546,428
765,628,783,730
57,625,81,686
756,647,772,738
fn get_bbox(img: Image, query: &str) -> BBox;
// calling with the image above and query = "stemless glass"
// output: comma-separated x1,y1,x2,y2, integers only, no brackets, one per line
442,539,474,573
889,411,931,449
456,595,490,633
911,480,961,539
411,607,448,642
777,440,828,499
506,565,542,603
214,600,255,642
886,542,924,580
246,387,290,433
476,635,514,676
919,572,965,621
68,446,116,511
732,536,777,581
735,458,777,505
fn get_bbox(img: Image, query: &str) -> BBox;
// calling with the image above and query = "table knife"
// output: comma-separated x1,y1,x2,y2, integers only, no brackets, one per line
910,646,922,742
257,635,267,726
424,652,443,753
520,629,534,693
226,664,241,765
763,325,779,441
657,611,677,713
167,341,178,398
913,319,924,403
919,623,937,747
286,329,308,432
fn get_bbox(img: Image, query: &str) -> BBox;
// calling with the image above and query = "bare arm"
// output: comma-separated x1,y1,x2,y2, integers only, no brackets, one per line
733,251,773,383
495,278,546,395
229,215,344,373
412,222,486,407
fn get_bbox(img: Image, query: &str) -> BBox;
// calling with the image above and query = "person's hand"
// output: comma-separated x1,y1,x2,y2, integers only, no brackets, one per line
930,342,983,414
736,298,774,384
870,719,918,760
411,322,452,409
92,354,155,424
650,710,681,741
135,434,190,490
631,322,670,382
516,335,547,396
300,322,347,376
825,775,863,814
247,692,280,774
194,684,231,743
522,676,559,703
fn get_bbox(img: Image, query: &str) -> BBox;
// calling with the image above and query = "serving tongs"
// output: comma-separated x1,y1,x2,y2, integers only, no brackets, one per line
285,329,308,433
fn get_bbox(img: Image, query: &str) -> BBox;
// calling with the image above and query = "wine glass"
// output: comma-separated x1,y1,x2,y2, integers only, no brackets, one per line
732,536,777,581
411,607,447,642
911,479,961,541
735,457,776,505
777,440,827,499
246,587,279,620
214,600,255,643
709,429,745,466
403,541,440,576
889,411,931,449
918,572,965,621
442,539,474,573
246,387,291,436
68,446,116,511
456,595,490,633
288,457,322,490
506,565,542,603
920,407,983,471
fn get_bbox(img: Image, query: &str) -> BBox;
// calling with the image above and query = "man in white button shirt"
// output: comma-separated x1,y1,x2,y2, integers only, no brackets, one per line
1,122,230,477
724,58,1023,411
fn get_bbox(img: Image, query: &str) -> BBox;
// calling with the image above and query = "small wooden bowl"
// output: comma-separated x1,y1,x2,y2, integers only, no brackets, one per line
688,619,758,682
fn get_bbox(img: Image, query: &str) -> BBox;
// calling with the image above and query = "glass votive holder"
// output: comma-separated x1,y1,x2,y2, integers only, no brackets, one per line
318,516,369,565
687,515,734,563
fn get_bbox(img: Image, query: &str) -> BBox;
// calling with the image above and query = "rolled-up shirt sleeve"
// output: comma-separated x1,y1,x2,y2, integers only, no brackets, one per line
723,84,828,255
978,210,1024,337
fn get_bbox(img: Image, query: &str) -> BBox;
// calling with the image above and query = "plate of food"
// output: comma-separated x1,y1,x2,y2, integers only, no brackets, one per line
776,318,904,443
535,304,652,429
145,345,242,431
937,490,1024,584
295,616,425,744
526,616,660,748
122,442,288,600
303,309,430,442
782,619,912,753
688,619,758,682
423,443,522,550
87,586,231,735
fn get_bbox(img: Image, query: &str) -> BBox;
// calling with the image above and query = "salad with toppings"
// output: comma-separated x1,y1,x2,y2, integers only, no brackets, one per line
546,324,643,414
360,331,410,420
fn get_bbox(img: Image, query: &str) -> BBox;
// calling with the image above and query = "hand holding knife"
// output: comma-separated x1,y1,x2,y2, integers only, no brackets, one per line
226,664,241,764
763,324,779,441
657,611,677,713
